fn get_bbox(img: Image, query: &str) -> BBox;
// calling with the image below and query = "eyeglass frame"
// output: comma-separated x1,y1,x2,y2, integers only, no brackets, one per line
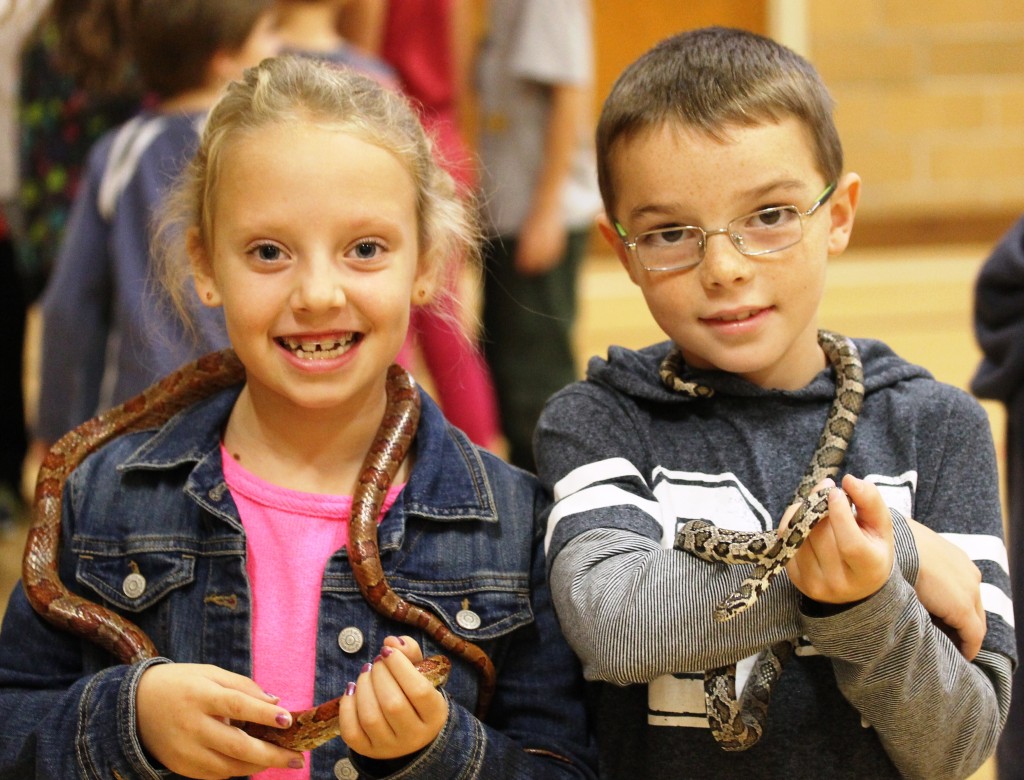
613,181,838,272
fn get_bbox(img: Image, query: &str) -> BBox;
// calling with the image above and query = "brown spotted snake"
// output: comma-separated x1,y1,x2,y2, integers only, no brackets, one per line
22,350,495,751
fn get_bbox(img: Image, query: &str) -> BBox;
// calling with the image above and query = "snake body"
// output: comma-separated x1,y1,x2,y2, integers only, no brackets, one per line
22,350,494,751
668,330,864,750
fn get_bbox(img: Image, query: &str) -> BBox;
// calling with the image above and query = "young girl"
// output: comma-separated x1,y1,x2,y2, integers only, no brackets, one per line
0,56,596,780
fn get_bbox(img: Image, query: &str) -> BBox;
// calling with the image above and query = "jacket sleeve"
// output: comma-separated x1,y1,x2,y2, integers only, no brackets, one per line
0,498,168,778
971,216,1024,403
535,383,920,684
348,492,598,779
36,140,114,442
805,389,1015,780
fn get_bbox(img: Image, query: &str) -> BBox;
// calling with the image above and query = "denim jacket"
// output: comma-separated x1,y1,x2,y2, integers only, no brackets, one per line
0,384,597,779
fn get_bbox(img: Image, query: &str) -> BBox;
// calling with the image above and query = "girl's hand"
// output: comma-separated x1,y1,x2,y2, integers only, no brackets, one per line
137,663,304,779
908,518,986,660
786,474,895,605
339,635,449,760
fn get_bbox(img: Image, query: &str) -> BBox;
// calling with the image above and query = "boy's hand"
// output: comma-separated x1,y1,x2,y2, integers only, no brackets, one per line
786,474,895,605
339,635,449,760
908,518,985,660
137,663,304,778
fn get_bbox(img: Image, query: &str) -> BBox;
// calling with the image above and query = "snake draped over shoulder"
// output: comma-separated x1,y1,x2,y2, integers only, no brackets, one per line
22,349,496,751
667,330,865,751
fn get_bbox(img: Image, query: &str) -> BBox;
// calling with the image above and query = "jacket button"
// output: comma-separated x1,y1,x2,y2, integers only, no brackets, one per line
337,627,364,654
122,572,147,599
334,757,358,779
456,609,481,630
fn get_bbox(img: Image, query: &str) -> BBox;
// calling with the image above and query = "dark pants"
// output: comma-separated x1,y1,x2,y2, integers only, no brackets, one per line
998,389,1024,779
482,229,588,472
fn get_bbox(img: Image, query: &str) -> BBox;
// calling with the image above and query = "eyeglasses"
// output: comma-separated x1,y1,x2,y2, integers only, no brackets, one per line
614,181,837,272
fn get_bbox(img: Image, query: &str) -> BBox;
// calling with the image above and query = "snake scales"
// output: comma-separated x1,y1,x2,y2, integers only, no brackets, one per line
22,349,495,751
667,329,864,751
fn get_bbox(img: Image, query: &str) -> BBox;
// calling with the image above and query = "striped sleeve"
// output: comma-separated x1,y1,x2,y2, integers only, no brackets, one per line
806,388,1014,779
537,387,808,684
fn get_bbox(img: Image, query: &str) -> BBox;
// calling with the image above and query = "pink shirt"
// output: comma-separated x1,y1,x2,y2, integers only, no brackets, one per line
221,446,403,779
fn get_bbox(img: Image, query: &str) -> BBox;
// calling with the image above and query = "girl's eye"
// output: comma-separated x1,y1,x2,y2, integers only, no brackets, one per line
349,240,386,261
251,243,284,262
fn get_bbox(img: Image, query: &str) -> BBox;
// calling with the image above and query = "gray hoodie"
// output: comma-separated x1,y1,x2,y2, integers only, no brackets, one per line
537,336,1015,779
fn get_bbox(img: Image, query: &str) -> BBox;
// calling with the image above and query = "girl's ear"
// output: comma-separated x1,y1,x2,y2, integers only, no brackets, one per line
596,212,641,286
827,172,860,257
188,227,222,307
411,255,442,306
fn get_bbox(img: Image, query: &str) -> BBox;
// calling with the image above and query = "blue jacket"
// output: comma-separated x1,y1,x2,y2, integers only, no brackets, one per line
0,385,597,779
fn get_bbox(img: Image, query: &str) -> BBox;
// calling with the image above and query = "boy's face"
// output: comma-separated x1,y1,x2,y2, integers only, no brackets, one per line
599,117,859,390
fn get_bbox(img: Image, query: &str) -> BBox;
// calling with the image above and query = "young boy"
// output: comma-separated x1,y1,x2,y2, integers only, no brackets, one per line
536,27,1016,779
33,0,279,447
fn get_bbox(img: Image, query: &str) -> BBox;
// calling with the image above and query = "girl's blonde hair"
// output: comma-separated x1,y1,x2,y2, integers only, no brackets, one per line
157,55,479,335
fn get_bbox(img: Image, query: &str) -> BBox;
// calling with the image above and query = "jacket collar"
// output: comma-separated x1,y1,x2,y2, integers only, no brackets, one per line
119,380,500,525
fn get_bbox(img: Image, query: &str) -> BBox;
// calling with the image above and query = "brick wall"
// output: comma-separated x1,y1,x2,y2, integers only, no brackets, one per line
806,1,1024,244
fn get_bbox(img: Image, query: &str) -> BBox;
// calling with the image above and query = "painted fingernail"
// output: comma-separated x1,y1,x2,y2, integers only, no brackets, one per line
345,681,357,696
396,636,406,646
381,646,394,658
361,662,373,674
373,654,383,664
276,712,292,727
288,757,304,769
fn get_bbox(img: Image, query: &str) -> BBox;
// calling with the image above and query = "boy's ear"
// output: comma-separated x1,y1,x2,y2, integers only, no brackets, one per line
596,212,641,286
187,227,222,307
826,172,861,256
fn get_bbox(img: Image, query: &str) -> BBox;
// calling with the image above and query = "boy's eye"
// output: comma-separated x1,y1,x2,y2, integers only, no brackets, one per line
746,207,798,230
640,227,698,247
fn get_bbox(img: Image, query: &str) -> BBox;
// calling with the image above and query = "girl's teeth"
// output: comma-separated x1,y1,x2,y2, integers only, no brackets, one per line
280,336,355,359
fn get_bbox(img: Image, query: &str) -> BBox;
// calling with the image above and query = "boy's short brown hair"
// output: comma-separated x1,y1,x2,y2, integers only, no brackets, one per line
596,26,843,215
132,0,275,99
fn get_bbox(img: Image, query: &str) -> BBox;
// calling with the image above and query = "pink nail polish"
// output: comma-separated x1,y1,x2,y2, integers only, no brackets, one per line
288,757,304,769
276,712,292,727
361,662,373,674
396,636,406,646
345,681,357,696
381,646,393,658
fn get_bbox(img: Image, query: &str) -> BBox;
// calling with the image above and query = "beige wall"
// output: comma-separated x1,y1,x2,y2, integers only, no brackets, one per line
804,1,1024,244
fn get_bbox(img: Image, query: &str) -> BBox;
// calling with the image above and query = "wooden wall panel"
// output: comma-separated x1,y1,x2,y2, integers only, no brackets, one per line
593,1,767,105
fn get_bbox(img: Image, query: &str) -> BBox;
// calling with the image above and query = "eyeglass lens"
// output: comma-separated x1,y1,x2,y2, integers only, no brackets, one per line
637,205,803,270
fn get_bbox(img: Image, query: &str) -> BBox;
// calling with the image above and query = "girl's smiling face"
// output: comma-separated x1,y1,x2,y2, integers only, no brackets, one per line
191,120,434,417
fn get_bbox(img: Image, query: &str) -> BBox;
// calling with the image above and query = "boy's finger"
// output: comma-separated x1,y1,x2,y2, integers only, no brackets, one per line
841,475,893,538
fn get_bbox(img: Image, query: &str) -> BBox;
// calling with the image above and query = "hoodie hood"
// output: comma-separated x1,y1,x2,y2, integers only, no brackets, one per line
586,335,933,405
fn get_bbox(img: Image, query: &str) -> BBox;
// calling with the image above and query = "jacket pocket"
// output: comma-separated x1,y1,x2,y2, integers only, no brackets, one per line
404,582,534,642
76,551,196,613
